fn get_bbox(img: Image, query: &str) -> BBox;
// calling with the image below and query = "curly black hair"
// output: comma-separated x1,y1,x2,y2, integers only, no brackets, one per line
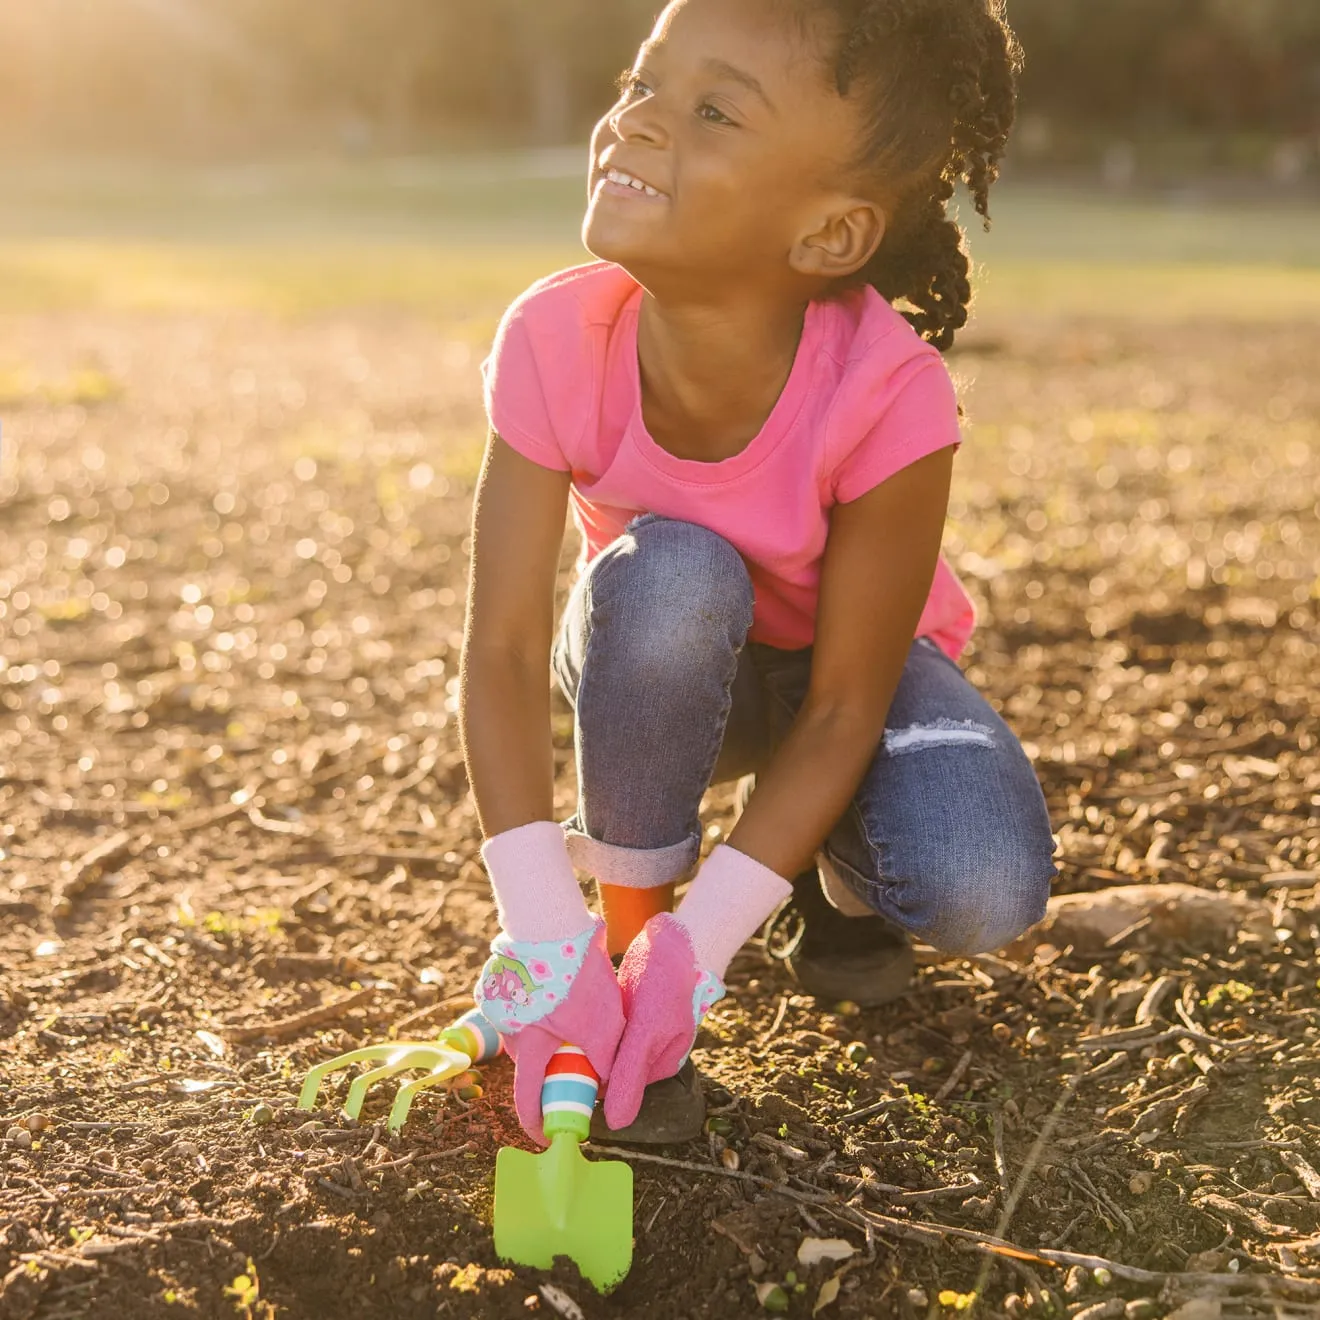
808,0,1023,351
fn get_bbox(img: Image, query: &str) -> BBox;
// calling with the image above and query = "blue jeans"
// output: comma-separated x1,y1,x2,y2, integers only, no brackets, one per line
550,514,1058,955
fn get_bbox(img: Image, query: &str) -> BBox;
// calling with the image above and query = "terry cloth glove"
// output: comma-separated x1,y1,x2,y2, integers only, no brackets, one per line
603,844,791,1131
472,820,624,1146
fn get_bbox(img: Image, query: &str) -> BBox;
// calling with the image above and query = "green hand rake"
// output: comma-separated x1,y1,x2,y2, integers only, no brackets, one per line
297,1007,502,1132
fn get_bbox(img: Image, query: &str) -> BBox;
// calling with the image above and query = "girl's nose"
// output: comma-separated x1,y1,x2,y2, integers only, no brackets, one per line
608,96,667,148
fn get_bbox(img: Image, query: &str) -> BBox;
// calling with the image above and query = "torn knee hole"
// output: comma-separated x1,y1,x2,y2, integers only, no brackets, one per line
883,719,995,755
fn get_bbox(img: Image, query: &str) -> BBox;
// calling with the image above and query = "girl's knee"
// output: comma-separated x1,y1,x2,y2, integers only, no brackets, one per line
591,516,754,655
919,848,1054,955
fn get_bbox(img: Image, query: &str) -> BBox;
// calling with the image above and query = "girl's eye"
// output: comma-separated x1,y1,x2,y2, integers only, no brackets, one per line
697,103,733,126
620,75,650,100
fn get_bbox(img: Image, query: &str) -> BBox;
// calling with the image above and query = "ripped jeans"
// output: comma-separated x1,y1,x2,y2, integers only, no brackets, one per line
550,515,1058,955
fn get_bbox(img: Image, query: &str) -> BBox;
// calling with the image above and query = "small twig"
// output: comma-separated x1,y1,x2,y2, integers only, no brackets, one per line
1279,1151,1320,1202
644,1194,668,1235
933,1049,974,1103
52,830,136,913
415,1142,477,1163
758,994,790,1046
1102,913,1152,948
1134,975,1177,1026
1077,1024,1248,1053
838,1097,905,1125
220,987,379,1043
992,1110,1009,1195
586,1144,835,1203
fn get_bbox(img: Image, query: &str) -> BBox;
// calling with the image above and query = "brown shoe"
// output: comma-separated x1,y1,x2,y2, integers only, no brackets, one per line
764,870,914,1008
589,1058,705,1145
736,775,913,1007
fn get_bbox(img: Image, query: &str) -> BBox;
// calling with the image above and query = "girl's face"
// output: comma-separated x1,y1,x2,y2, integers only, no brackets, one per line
584,0,864,294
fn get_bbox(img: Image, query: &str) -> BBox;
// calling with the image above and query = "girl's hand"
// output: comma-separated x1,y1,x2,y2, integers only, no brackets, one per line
475,917,623,1146
603,845,790,1130
472,820,624,1146
602,914,724,1130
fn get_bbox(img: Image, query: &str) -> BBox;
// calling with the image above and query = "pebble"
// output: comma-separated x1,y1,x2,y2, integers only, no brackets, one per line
248,1103,276,1126
26,1113,53,1133
6,1126,32,1150
173,1140,201,1158
1129,1171,1155,1195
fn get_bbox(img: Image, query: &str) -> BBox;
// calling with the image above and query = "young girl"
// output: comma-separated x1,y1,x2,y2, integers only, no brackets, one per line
461,0,1058,1148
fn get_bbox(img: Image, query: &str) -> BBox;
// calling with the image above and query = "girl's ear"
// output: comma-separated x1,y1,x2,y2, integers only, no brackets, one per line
789,199,886,281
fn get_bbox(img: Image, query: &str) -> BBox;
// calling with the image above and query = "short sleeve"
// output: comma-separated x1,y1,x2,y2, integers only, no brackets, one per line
831,357,962,504
479,301,572,473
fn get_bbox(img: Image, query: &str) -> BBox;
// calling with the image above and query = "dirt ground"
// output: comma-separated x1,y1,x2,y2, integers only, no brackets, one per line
0,303,1317,1320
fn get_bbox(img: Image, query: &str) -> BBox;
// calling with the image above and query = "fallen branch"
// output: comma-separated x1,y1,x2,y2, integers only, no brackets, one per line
1077,1025,1249,1053
220,987,379,1043
585,1144,835,1204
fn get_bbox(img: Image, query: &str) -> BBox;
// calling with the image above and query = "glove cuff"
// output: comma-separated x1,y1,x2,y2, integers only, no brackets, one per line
674,844,792,978
481,820,592,941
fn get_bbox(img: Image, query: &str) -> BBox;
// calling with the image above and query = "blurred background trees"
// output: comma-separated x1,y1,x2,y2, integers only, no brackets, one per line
1,0,1318,172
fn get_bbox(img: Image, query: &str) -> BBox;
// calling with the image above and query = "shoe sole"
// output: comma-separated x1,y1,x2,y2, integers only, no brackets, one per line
788,943,916,1008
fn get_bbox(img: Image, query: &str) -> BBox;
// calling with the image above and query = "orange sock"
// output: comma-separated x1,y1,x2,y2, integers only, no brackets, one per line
599,883,676,958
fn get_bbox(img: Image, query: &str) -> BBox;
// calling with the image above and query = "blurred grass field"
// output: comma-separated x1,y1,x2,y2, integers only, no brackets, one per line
1,153,1319,327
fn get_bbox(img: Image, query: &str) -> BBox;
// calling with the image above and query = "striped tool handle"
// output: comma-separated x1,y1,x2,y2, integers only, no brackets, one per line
541,1045,600,1141
438,1008,505,1064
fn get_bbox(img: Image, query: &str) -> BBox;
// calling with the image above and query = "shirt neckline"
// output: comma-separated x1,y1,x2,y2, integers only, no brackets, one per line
624,287,821,484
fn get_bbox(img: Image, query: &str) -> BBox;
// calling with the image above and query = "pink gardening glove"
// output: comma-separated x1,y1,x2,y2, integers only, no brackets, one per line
471,820,624,1147
603,844,791,1131
475,917,623,1146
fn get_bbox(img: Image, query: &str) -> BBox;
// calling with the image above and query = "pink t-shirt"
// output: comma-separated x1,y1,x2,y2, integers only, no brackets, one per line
480,260,976,660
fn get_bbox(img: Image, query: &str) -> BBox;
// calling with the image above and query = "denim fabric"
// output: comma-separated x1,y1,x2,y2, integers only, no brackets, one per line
551,514,1058,955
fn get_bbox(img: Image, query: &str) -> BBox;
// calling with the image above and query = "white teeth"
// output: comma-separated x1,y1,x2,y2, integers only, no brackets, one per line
606,168,660,198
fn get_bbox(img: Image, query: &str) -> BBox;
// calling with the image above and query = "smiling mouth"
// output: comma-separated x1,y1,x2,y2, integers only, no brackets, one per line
596,167,666,200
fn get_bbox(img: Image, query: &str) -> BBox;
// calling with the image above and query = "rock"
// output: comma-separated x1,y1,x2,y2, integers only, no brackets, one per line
1003,884,1272,961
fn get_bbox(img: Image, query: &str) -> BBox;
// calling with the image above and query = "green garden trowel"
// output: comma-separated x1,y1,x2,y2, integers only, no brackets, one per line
493,1045,633,1292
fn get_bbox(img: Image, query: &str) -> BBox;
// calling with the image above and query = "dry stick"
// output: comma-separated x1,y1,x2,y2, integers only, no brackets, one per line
839,1097,906,1125
219,986,379,1044
585,1144,835,1204
1134,974,1177,1026
991,1110,1009,1196
1279,1151,1320,1202
933,1049,975,1103
52,830,135,913
758,994,790,1046
847,1204,1320,1298
1077,1024,1248,1053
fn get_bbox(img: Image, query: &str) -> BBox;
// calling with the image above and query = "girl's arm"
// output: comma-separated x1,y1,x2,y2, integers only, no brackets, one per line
459,431,572,838
726,444,956,877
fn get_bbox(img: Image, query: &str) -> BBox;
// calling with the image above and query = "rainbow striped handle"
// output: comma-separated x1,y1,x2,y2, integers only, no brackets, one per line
438,1008,504,1065
541,1045,600,1141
